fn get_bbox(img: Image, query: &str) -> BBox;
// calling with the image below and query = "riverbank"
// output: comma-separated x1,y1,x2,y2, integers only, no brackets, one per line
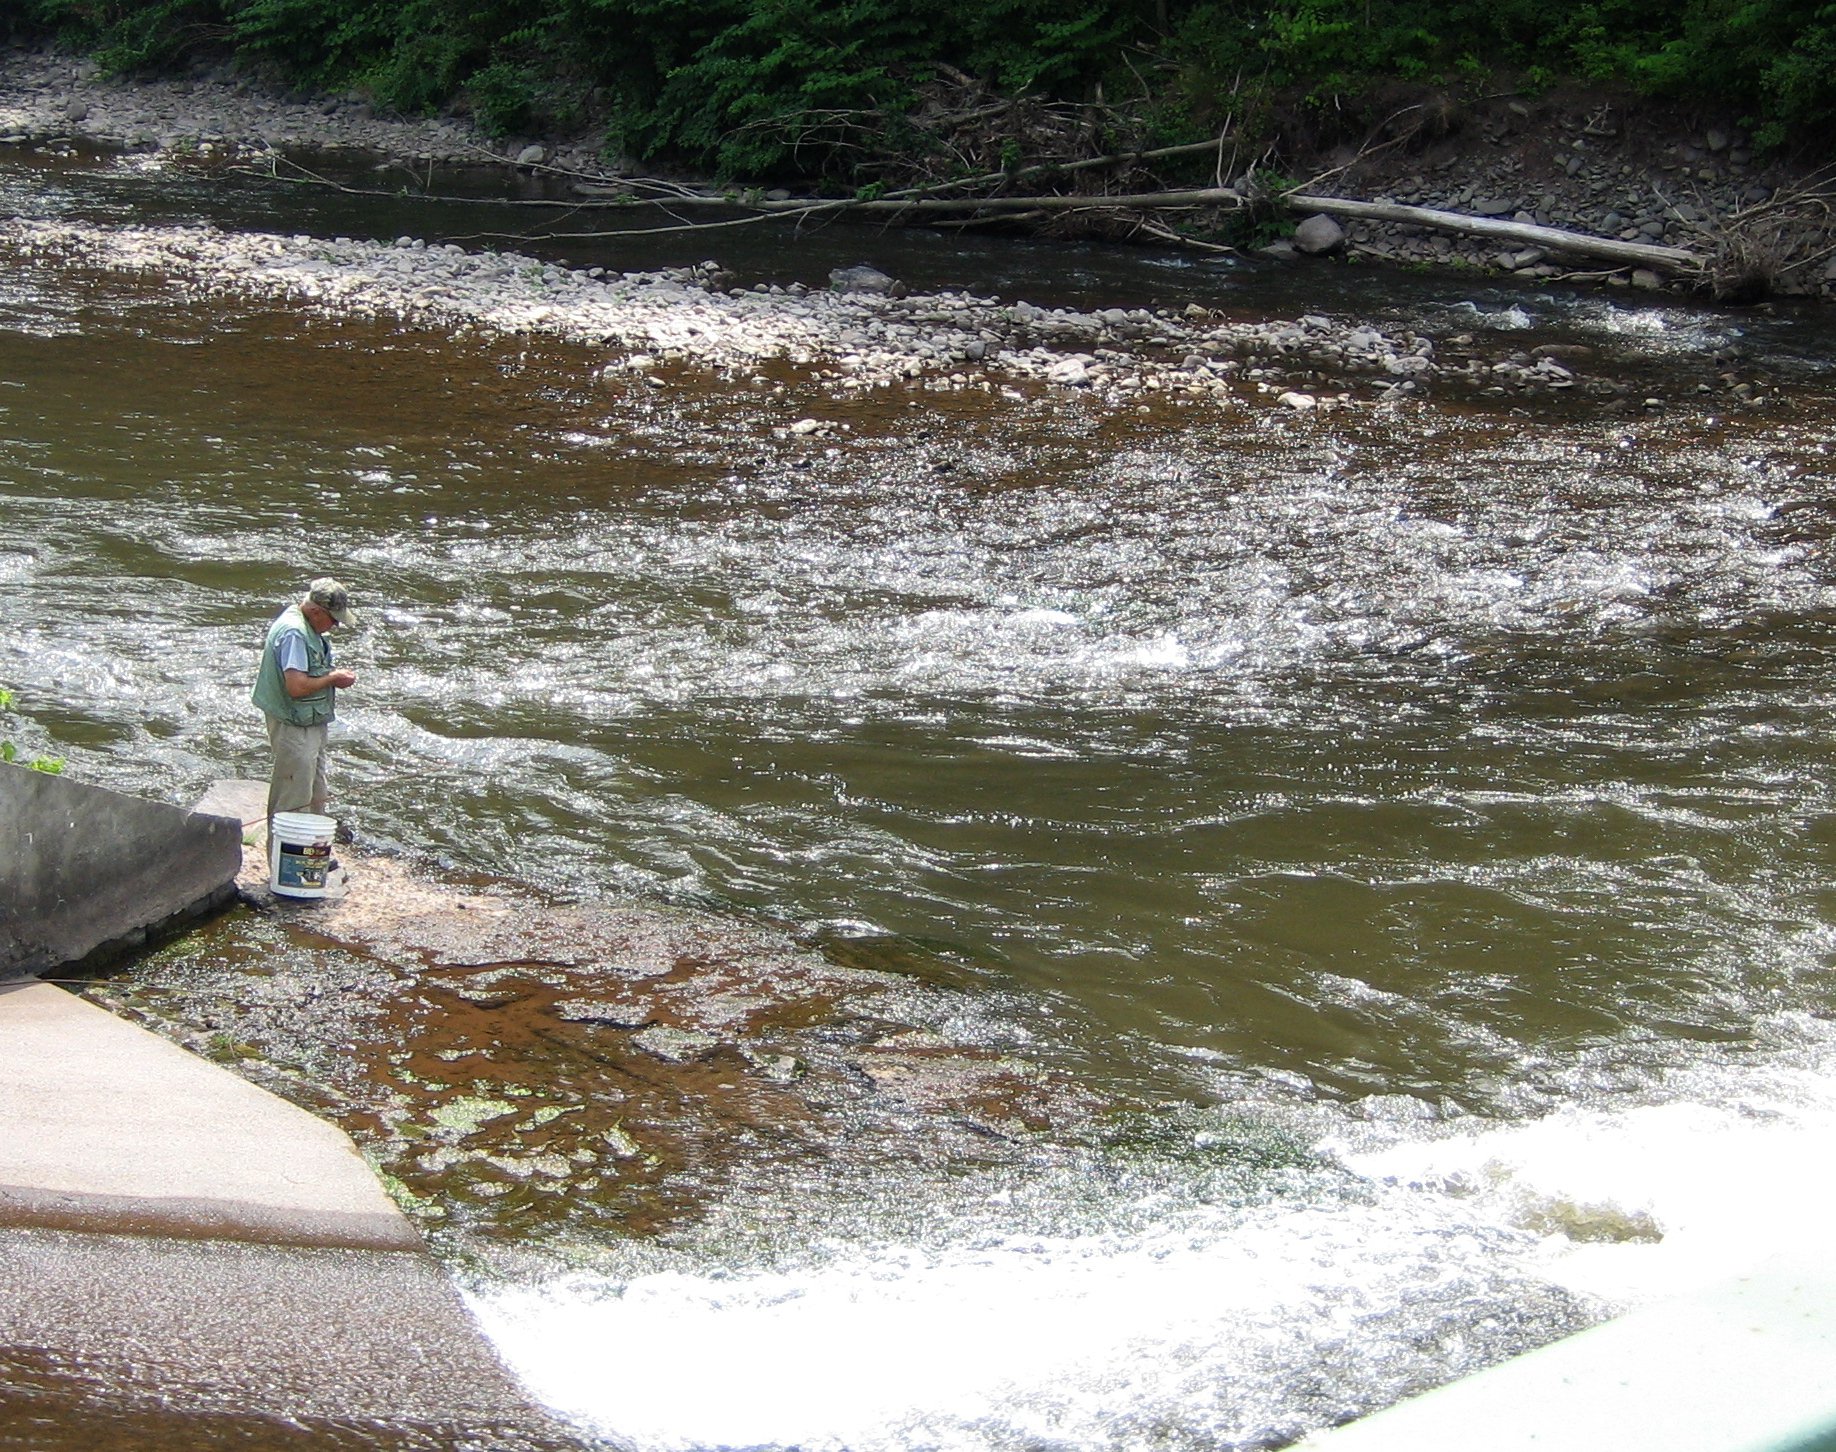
2,44,1831,304
0,194,1802,422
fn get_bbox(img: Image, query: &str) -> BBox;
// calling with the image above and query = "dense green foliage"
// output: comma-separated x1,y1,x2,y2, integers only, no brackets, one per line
8,0,1833,169
1163,0,1836,149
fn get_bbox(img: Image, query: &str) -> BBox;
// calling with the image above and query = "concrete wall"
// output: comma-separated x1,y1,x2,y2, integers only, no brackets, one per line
0,763,243,978
1294,1249,1836,1452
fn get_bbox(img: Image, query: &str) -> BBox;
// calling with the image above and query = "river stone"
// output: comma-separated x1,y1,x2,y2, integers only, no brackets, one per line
515,144,546,165
742,1049,803,1083
633,1025,723,1063
601,1125,642,1158
551,998,653,1028
430,1095,520,1135
452,986,526,1009
1351,1093,1440,1122
1291,214,1345,256
830,264,902,296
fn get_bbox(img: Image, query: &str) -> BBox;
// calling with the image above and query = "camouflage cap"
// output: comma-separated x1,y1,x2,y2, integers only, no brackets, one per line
303,577,357,626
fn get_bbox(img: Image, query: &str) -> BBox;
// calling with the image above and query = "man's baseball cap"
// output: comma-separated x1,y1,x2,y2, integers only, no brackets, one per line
304,577,357,626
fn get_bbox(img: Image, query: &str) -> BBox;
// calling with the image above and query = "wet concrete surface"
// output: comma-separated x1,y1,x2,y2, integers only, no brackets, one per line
0,971,583,1451
0,978,412,1248
0,1228,584,1451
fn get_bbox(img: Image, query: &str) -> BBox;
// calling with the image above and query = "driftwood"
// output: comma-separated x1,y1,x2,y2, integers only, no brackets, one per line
253,147,1708,277
565,179,1707,273
569,182,1245,213
880,137,1239,200
796,186,1246,215
1284,193,1703,271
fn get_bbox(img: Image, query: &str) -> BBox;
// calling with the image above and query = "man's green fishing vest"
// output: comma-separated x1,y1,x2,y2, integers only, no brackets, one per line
250,604,336,727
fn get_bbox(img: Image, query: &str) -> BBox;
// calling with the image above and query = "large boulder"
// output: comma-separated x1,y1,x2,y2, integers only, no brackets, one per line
829,264,906,297
1292,213,1347,256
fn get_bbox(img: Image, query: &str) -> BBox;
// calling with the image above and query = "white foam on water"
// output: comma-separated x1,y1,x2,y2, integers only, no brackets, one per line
467,1193,1560,1452
467,1019,1836,1452
1006,607,1083,628
1329,1032,1836,1307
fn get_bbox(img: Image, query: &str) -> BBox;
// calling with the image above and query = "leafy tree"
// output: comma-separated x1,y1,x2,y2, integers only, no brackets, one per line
5,0,1832,167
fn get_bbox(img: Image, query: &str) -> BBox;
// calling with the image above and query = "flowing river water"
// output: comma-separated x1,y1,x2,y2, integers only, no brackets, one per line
6,143,1836,1449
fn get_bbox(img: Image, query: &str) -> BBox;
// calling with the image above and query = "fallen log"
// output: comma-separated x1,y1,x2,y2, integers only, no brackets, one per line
569,184,1247,215
476,163,1712,275
1284,193,1704,273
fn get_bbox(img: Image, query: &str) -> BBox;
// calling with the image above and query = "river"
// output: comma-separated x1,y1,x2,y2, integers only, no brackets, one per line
5,142,1836,1450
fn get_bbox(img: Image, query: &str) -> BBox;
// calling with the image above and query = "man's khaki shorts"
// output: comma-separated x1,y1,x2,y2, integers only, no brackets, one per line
265,716,329,819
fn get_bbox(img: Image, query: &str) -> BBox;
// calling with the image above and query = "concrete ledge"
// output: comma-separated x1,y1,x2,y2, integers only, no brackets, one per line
0,1227,577,1447
1296,1252,1836,1452
0,762,242,978
0,980,418,1250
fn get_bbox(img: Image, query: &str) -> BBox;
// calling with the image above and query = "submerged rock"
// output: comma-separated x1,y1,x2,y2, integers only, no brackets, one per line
830,264,904,297
632,1024,723,1063
87,845,1103,1246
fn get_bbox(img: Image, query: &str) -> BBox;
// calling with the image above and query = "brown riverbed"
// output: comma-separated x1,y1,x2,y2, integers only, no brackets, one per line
79,836,1105,1257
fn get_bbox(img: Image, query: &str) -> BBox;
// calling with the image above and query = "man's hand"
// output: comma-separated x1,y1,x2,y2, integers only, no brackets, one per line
285,667,358,698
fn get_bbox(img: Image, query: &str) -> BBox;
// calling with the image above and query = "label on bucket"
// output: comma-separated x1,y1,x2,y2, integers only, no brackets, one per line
276,840,331,890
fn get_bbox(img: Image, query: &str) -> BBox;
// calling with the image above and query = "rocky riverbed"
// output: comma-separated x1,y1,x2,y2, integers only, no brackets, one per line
3,42,1832,305
1299,90,1830,295
2,43,1821,419
0,195,1795,418
80,834,1103,1254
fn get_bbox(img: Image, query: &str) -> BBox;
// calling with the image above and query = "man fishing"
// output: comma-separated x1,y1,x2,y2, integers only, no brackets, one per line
251,577,359,827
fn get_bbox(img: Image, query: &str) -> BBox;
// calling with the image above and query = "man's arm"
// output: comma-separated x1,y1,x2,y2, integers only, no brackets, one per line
284,666,357,697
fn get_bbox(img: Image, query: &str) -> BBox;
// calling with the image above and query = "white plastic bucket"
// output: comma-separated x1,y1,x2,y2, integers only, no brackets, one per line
270,811,337,898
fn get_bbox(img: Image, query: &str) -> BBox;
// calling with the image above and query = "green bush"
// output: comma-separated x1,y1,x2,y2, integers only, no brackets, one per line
5,0,1832,167
572,0,1145,175
1608,0,1836,148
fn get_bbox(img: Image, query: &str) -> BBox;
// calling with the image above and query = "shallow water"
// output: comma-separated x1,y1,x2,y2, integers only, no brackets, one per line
6,145,1836,1449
